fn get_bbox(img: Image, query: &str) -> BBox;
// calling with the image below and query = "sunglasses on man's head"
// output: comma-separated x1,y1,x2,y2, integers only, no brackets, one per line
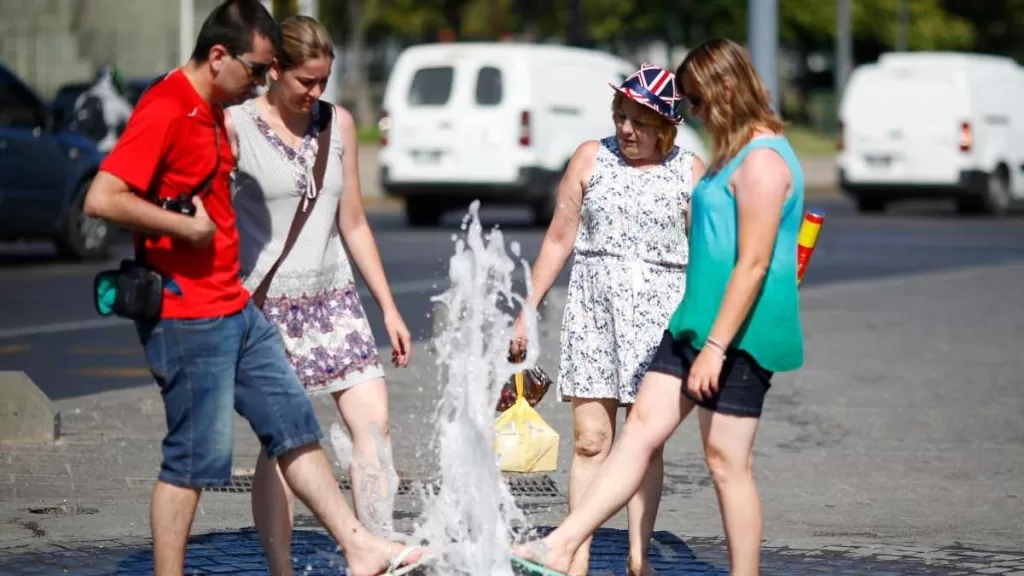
233,54,271,79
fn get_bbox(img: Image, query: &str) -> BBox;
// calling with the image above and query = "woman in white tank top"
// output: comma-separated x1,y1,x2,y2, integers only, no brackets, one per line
225,15,410,572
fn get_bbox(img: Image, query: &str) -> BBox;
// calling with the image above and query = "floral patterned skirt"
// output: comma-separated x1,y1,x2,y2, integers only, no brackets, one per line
557,258,686,405
261,281,385,395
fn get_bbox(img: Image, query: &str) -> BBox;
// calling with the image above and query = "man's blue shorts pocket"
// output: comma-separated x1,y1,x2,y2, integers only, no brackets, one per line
173,316,225,331
137,321,172,388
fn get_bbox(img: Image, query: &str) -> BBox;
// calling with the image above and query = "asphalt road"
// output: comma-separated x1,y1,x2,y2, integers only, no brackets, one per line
1,197,1023,401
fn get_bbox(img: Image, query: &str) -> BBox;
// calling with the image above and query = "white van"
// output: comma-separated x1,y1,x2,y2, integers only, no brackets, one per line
377,42,707,226
837,52,1024,215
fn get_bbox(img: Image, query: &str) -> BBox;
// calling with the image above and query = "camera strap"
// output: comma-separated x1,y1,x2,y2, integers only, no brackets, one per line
134,115,222,266
251,101,333,309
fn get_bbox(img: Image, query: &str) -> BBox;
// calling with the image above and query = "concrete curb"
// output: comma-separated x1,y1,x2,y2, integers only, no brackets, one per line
0,371,60,443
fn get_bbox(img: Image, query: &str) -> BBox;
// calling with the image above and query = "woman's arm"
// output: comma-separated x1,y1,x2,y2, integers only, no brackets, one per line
524,139,598,310
686,154,708,234
686,147,790,398
333,105,398,316
708,148,790,347
223,110,239,160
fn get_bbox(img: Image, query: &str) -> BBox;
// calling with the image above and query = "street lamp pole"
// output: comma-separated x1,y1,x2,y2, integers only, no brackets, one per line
836,0,852,95
896,0,909,51
748,0,779,111
179,0,194,65
568,0,583,47
297,0,319,17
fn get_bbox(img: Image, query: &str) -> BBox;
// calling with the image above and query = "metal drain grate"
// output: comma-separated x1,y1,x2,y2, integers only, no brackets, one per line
205,472,563,502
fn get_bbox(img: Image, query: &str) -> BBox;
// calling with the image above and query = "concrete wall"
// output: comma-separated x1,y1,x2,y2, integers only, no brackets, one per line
0,0,221,98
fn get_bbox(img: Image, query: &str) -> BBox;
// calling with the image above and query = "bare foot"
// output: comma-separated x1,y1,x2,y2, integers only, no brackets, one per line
344,533,427,576
511,537,572,575
568,547,589,576
626,555,657,576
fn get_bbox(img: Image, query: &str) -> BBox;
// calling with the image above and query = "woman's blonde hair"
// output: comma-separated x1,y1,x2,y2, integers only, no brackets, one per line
611,92,678,158
676,38,783,167
277,15,334,71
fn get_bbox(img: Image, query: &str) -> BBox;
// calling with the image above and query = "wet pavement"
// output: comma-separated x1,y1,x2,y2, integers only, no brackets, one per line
1,527,1022,575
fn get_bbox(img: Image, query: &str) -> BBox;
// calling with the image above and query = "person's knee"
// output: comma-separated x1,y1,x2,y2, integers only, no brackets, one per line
361,417,391,444
704,442,752,486
193,431,234,481
621,408,667,457
277,441,321,470
335,381,392,447
573,425,612,458
649,444,664,462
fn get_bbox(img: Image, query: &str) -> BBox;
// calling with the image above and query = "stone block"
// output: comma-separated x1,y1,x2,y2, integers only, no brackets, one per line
0,372,60,443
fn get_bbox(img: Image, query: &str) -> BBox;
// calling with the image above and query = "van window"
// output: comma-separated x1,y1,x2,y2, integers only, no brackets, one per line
407,67,454,106
475,67,502,106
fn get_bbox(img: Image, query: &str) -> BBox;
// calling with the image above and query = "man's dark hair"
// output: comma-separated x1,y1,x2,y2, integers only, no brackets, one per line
191,0,281,63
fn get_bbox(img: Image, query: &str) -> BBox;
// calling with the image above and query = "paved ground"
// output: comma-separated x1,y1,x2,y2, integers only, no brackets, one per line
3,528,1022,575
4,196,1024,401
1,197,1023,573
356,147,839,203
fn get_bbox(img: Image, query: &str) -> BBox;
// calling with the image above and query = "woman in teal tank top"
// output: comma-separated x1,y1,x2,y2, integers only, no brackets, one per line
512,38,804,576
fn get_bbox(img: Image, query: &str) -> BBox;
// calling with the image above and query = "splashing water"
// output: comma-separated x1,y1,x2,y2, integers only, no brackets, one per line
328,423,399,538
405,200,541,574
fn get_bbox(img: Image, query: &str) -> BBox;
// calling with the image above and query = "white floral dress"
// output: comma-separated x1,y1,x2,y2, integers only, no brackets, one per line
229,100,385,395
558,136,694,405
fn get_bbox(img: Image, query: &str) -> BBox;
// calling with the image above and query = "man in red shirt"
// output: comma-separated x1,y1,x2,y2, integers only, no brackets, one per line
83,2,425,574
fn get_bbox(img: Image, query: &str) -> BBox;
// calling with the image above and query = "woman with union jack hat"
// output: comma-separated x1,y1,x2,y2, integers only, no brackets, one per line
511,62,706,576
513,39,807,576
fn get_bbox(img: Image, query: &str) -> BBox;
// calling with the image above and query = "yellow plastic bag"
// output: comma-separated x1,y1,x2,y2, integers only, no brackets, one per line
494,370,559,473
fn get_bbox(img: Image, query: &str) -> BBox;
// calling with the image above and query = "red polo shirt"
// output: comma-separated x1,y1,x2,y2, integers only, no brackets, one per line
100,69,249,319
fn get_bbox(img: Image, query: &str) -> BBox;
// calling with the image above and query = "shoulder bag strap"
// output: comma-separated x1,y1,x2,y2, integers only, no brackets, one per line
251,101,333,309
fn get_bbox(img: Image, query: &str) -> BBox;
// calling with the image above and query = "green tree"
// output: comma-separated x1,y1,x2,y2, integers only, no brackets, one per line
320,0,449,126
780,0,974,122
272,0,299,19
941,0,1024,60
782,0,974,53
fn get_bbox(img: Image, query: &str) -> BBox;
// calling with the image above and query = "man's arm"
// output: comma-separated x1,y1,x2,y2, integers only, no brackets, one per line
85,96,215,246
84,172,214,245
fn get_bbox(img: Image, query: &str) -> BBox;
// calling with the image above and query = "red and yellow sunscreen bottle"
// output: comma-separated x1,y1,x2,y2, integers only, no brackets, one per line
796,209,824,286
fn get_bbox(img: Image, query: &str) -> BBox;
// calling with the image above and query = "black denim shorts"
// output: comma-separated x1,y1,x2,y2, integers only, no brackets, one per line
647,330,773,418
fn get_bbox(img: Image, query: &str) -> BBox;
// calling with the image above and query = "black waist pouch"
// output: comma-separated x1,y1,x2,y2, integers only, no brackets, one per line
94,259,163,322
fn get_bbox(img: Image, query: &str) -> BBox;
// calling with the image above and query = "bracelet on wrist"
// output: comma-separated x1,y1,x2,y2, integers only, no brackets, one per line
705,337,728,358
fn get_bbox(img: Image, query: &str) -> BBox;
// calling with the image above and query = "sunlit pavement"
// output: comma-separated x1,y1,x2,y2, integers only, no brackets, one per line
3,527,1022,575
2,202,1024,574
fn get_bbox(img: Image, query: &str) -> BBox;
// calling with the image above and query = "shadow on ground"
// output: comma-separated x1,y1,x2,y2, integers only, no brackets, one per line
104,528,724,575
2,525,1005,575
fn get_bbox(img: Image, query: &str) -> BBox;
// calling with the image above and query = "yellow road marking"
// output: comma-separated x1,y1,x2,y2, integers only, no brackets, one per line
0,344,30,355
72,368,152,378
69,346,139,356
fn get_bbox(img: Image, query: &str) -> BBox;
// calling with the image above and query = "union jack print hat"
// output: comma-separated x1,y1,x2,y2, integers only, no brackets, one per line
610,63,683,124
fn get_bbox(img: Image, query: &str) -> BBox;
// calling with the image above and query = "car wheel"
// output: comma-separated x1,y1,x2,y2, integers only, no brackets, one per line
405,198,444,227
54,177,112,260
532,195,556,227
855,196,886,214
532,166,565,226
983,168,1011,217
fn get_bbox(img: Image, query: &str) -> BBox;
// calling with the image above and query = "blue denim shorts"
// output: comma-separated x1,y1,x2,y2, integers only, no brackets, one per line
135,300,323,488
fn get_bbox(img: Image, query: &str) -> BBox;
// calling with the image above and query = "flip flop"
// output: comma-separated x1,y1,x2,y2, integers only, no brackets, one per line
383,545,430,576
510,555,568,576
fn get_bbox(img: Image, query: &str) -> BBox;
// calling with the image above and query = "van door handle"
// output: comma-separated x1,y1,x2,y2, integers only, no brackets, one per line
0,139,8,155
438,121,452,130
550,105,580,115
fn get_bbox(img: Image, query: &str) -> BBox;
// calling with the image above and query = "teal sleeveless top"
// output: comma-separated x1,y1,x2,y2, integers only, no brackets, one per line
666,136,805,372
